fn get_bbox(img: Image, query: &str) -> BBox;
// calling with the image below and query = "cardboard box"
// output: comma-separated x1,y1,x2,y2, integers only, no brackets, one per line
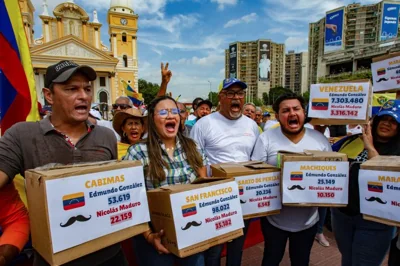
25,160,151,265
359,156,400,227
211,161,281,219
147,179,244,258
309,80,372,125
278,150,349,207
372,52,400,93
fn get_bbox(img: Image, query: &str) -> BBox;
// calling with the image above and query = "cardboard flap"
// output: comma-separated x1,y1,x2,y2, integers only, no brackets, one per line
245,163,277,170
304,150,346,157
361,156,400,169
26,160,143,179
217,161,273,173
150,179,235,194
191,177,229,184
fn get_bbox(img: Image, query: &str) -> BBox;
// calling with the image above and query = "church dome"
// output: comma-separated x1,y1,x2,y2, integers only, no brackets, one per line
110,0,133,14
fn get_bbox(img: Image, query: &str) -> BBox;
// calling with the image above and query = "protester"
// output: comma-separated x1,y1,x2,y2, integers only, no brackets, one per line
177,102,190,137
188,97,204,121
191,78,259,266
0,184,30,266
252,93,331,266
331,99,400,266
0,60,125,266
113,108,146,159
243,103,262,133
124,95,207,266
185,99,212,134
255,107,263,127
262,112,278,131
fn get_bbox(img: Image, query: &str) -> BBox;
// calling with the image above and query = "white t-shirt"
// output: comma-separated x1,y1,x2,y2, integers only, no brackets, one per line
347,125,363,135
97,120,120,141
263,120,279,131
190,112,260,165
188,114,197,121
251,127,332,232
304,123,330,138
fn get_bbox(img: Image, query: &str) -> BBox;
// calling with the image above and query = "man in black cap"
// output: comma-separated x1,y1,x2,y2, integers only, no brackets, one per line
0,60,126,266
185,99,212,134
188,97,204,121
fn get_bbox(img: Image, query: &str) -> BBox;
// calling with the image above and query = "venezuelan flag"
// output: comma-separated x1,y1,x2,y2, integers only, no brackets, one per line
121,80,144,106
290,171,303,181
372,93,396,116
0,0,39,133
311,98,329,111
239,186,244,195
367,182,383,193
62,192,85,210
181,203,197,217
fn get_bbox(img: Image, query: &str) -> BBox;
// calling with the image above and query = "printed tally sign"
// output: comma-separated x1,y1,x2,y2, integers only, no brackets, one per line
235,172,281,216
170,181,244,249
46,166,150,253
359,169,400,224
371,55,400,92
282,162,349,205
308,82,370,120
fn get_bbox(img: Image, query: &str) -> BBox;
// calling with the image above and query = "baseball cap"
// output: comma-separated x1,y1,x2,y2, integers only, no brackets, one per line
377,99,400,124
192,97,203,110
197,99,212,109
45,60,97,88
89,109,102,120
221,78,247,90
263,111,271,117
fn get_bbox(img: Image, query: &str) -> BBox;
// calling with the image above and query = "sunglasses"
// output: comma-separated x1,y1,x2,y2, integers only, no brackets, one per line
112,104,131,110
157,108,180,117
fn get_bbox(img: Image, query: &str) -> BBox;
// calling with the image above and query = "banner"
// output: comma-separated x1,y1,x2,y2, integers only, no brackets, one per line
380,3,400,41
282,162,349,205
372,92,396,115
371,55,400,92
258,41,271,81
170,181,244,249
324,8,345,53
359,169,400,224
308,82,370,120
229,44,237,78
45,166,150,253
235,172,281,216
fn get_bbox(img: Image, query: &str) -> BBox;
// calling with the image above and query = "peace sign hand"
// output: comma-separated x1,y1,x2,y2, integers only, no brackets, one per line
161,62,172,84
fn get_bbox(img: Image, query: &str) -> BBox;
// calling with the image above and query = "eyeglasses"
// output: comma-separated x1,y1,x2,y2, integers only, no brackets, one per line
157,108,180,117
179,109,187,114
223,91,246,99
112,104,131,110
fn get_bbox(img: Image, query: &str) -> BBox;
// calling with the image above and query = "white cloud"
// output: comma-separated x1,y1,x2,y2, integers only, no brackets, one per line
266,27,306,37
140,14,199,34
224,13,257,28
151,47,163,56
284,36,308,51
219,68,225,75
211,0,237,10
175,52,224,66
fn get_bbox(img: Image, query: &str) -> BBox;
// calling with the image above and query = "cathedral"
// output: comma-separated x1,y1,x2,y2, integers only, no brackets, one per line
18,0,139,112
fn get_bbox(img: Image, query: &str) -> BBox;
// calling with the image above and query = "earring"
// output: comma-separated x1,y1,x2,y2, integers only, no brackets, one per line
122,132,127,137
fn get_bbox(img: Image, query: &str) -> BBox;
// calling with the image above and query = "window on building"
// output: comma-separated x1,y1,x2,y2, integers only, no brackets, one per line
122,33,127,42
123,55,128,67
99,91,108,104
100,77,106,87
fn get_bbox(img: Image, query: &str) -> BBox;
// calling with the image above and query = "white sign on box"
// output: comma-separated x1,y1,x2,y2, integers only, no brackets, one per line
308,82,370,120
235,172,281,216
371,55,400,92
46,166,150,253
282,162,349,204
170,181,244,250
359,169,400,223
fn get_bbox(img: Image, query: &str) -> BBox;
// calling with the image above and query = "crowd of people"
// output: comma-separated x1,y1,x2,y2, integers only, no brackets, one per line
0,60,399,266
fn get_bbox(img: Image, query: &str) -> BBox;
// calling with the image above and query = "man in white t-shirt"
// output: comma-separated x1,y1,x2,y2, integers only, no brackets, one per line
191,78,259,266
252,93,331,266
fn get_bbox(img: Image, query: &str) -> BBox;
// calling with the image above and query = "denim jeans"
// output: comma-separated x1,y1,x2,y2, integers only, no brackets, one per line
331,208,394,266
317,207,328,234
204,219,251,266
132,234,204,266
260,217,317,266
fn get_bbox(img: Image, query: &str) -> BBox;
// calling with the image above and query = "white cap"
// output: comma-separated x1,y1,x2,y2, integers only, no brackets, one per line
89,109,102,120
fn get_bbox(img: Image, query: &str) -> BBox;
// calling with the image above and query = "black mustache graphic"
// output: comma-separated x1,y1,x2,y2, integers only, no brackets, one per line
181,221,202,230
240,199,247,204
60,215,92,227
365,197,387,204
376,78,388,83
287,185,306,191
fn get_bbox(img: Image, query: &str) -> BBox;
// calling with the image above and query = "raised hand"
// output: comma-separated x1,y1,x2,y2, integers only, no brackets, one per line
161,62,172,84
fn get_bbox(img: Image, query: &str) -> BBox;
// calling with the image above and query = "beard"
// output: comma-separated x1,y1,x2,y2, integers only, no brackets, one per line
280,124,305,136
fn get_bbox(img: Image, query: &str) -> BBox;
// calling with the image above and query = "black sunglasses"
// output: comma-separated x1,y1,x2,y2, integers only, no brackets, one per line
112,104,131,110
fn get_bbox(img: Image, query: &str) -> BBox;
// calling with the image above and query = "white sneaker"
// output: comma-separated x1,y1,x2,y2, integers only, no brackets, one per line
315,233,330,247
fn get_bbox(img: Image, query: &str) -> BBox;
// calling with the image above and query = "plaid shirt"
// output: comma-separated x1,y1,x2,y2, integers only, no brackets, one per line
123,139,208,190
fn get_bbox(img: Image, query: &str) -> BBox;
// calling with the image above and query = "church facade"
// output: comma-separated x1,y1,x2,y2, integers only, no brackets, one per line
18,0,139,112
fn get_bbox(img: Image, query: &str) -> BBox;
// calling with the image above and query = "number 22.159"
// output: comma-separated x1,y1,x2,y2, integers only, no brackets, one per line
110,211,132,225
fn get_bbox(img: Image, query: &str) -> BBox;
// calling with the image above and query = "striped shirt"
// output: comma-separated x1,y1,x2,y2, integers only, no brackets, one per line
123,139,207,190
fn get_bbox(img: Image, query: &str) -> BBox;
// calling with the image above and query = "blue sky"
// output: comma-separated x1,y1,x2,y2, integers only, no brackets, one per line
31,0,378,102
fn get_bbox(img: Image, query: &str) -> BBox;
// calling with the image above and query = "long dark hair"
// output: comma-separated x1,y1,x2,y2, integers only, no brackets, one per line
146,96,204,184
371,115,400,155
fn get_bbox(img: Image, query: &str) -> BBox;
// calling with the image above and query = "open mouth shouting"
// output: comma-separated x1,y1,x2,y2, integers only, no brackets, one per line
288,117,300,129
165,120,178,134
130,130,140,140
74,103,88,116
